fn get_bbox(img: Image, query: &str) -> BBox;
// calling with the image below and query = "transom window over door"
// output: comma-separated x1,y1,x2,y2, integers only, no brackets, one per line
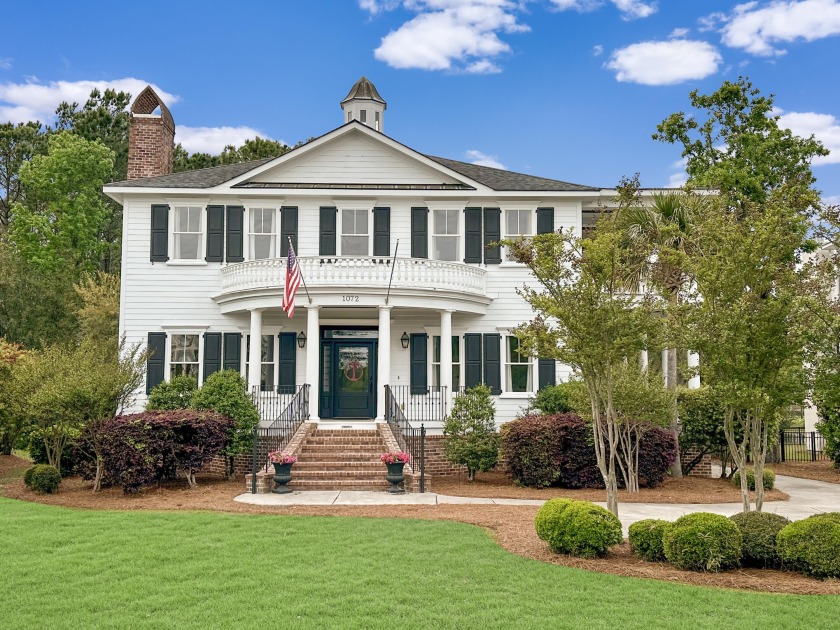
249,208,276,260
505,210,531,259
341,209,369,255
433,209,459,261
170,334,199,379
506,336,533,393
173,206,202,259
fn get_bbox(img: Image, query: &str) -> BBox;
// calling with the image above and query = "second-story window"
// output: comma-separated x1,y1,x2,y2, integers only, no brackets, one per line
433,209,459,261
249,208,276,260
505,210,532,260
173,206,202,260
341,209,368,255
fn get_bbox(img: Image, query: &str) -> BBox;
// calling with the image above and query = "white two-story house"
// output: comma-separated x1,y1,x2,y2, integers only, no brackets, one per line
106,78,634,433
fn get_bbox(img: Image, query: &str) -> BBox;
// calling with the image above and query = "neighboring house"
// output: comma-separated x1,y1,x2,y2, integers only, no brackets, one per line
105,78,665,431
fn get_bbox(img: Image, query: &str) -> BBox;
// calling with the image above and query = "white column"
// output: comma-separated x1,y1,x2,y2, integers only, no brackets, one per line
247,308,263,393
377,305,392,421
661,349,669,386
440,310,453,395
640,349,649,372
306,305,320,420
688,351,701,389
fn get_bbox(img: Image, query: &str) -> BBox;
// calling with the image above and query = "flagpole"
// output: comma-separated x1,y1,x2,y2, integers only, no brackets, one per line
288,237,313,305
385,239,399,305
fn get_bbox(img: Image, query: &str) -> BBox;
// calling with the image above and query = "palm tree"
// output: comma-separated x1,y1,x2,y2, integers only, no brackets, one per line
614,191,699,478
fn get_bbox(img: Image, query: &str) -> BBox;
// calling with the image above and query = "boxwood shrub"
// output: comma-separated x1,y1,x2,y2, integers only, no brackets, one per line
534,498,622,558
628,519,670,562
729,511,790,567
27,464,61,494
663,512,742,572
776,513,840,578
731,468,775,491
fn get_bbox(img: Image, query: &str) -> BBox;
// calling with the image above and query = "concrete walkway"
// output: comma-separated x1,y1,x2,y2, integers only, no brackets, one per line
234,473,840,533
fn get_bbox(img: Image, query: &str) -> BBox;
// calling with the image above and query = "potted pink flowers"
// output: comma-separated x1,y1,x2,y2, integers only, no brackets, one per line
268,451,297,494
380,451,410,493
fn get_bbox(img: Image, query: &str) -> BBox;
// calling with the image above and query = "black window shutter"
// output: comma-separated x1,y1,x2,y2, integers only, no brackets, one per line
278,332,297,394
150,204,169,262
464,207,482,263
410,333,428,394
281,206,298,256
205,205,225,262
538,359,556,390
146,332,167,394
464,333,482,389
483,208,502,264
482,333,502,395
319,207,337,256
203,333,222,382
223,333,242,372
411,207,428,258
537,207,555,235
373,207,391,257
226,205,244,262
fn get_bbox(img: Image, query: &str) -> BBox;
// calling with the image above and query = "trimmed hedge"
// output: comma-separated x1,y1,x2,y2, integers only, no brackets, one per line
502,413,676,489
26,464,61,494
663,512,742,572
777,513,840,578
729,512,790,568
98,410,234,493
732,468,775,491
628,519,670,562
534,499,622,558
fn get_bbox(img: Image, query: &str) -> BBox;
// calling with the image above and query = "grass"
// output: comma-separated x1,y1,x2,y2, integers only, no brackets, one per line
1,498,838,629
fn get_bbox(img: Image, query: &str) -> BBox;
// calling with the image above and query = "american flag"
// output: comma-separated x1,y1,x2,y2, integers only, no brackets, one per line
282,242,301,318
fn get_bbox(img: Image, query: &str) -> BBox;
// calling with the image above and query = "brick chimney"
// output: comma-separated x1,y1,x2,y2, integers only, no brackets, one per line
127,86,175,180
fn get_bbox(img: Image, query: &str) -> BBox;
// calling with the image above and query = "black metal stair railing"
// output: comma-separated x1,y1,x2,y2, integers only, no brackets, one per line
250,384,310,493
385,384,426,492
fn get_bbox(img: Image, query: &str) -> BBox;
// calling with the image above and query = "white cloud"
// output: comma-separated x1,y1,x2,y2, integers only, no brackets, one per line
175,126,272,155
777,110,840,164
466,149,506,169
666,157,688,187
823,194,840,205
669,27,690,38
549,0,658,20
605,39,722,85
359,0,401,14
0,58,11,70
716,0,840,56
372,1,529,73
0,77,178,124
593,44,604,56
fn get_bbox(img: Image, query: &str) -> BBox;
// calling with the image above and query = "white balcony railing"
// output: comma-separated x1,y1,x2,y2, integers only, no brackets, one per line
219,256,487,297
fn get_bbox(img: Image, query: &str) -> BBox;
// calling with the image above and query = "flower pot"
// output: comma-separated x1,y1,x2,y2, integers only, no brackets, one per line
272,462,294,494
385,462,406,494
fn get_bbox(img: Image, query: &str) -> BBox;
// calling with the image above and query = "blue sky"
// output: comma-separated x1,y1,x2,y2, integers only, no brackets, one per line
2,1,839,202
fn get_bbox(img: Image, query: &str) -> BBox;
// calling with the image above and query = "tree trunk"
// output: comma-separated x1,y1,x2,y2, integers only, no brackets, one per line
93,460,104,493
667,346,683,478
724,407,751,513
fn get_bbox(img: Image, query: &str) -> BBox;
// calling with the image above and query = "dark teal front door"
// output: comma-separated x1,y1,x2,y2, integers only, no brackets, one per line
320,338,377,419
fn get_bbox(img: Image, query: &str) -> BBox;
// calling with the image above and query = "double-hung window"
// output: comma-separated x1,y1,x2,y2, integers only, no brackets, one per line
341,209,369,255
432,335,461,391
249,208,276,260
173,206,202,260
505,336,533,393
505,209,532,260
433,209,459,261
170,334,200,379
246,335,275,391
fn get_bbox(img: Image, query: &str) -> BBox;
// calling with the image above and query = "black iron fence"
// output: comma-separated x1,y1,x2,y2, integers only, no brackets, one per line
250,384,310,493
778,429,829,463
252,387,301,425
385,384,426,492
386,384,450,423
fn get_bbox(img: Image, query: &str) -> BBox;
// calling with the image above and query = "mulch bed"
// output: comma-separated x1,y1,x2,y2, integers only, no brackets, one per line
431,471,789,503
1,456,835,596
0,454,29,480
772,461,840,485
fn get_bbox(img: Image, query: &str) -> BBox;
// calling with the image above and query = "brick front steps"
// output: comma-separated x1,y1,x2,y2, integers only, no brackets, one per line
291,429,391,491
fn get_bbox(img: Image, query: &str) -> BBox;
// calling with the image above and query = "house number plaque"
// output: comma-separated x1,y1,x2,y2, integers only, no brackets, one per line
342,295,360,302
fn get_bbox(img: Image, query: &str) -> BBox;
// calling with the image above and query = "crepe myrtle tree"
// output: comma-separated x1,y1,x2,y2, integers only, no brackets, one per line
443,384,499,481
503,224,662,516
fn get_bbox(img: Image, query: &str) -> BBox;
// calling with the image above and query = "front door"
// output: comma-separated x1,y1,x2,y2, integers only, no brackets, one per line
320,330,378,419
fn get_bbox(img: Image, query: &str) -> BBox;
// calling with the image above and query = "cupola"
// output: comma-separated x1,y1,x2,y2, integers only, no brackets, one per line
340,76,386,132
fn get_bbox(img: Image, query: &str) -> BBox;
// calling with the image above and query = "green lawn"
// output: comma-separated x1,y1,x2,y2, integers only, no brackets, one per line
0,498,837,629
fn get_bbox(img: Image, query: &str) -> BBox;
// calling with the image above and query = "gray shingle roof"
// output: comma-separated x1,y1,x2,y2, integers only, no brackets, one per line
423,156,598,192
105,158,274,188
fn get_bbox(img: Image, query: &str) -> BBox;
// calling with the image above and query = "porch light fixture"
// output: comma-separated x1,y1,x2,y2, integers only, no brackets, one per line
297,331,306,349
401,332,410,349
